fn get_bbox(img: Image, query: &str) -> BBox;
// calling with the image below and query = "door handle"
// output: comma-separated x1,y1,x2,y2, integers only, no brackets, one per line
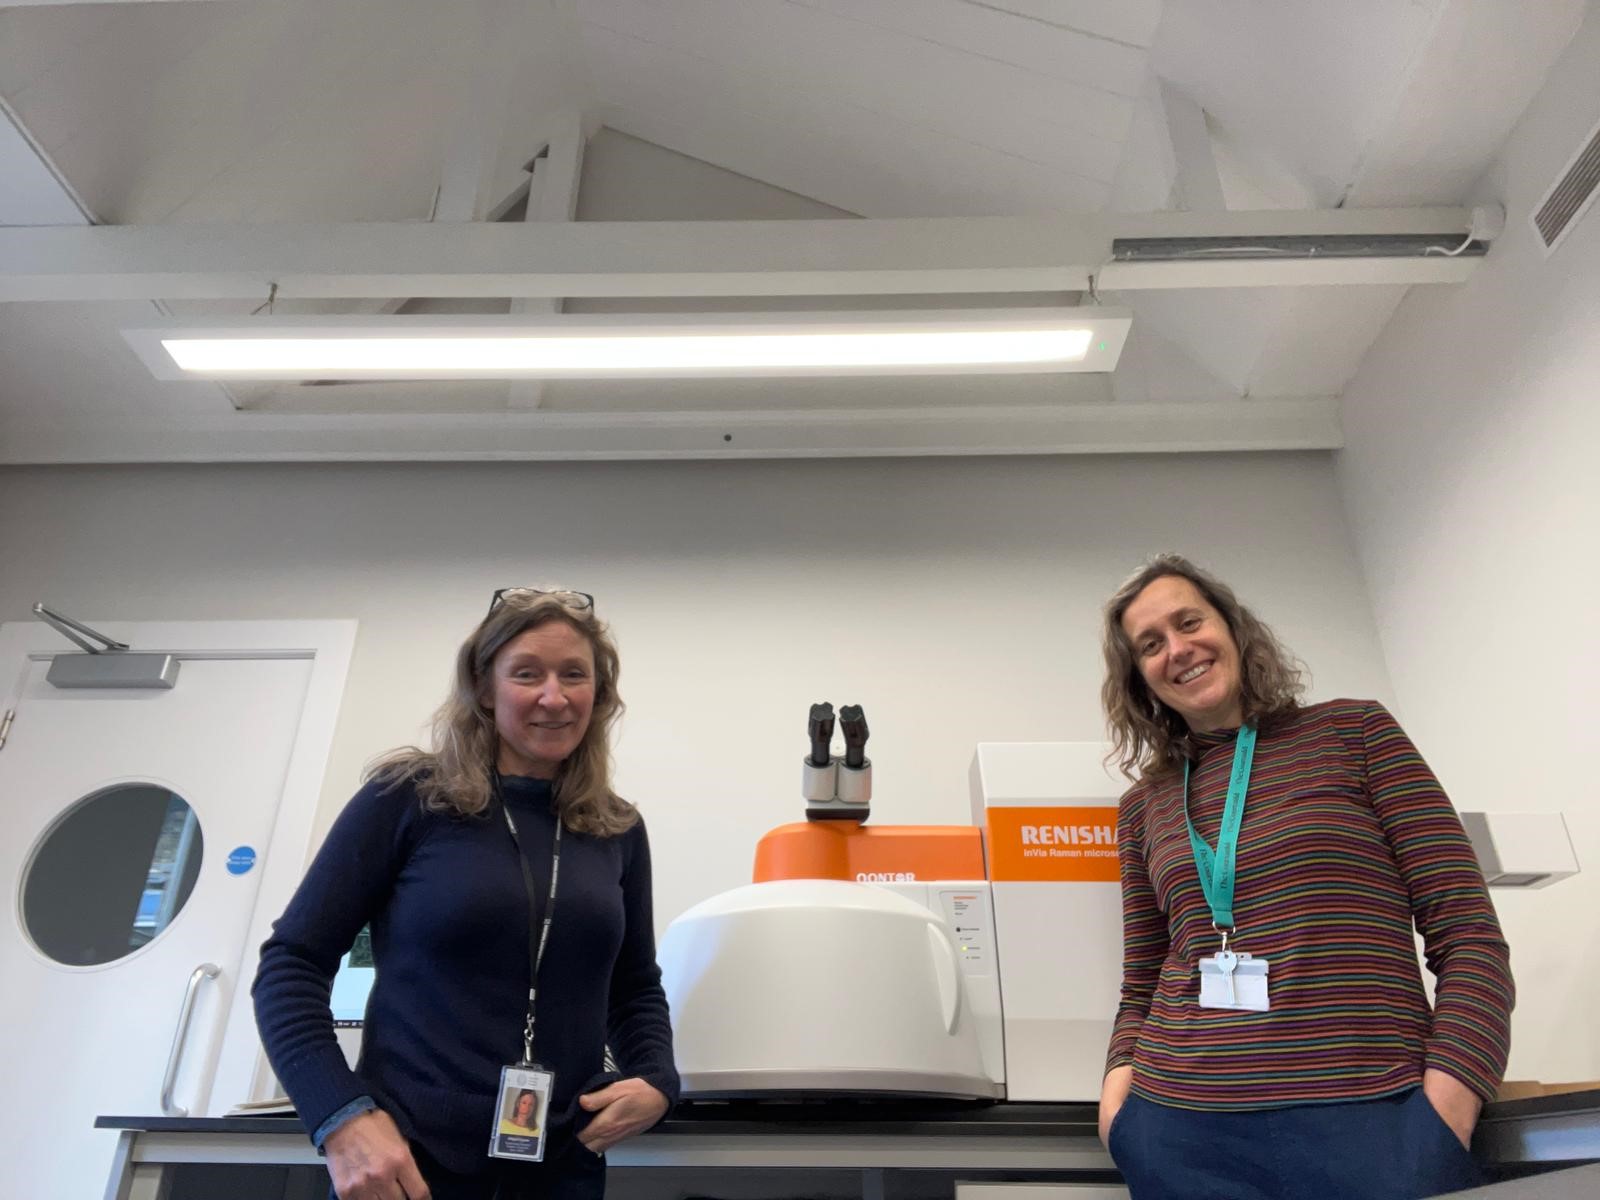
161,963,220,1117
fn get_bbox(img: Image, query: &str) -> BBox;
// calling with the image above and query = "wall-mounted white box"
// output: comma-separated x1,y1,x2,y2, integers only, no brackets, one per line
1460,811,1579,889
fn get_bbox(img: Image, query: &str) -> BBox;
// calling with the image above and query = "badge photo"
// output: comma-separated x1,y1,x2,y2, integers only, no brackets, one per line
489,1065,555,1162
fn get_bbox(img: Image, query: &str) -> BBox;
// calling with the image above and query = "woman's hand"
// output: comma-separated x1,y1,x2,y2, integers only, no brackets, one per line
323,1108,430,1199
1423,1068,1482,1150
1098,1065,1134,1147
577,1078,670,1154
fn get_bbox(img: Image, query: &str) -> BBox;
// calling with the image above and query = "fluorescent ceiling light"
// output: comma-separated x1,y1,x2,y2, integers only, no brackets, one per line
122,309,1131,380
167,330,1092,374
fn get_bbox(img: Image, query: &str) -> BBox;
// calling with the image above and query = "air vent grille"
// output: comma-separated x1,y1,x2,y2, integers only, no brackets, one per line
1532,113,1600,255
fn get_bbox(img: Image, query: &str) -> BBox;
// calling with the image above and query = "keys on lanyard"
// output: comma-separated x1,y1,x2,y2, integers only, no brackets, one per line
1213,934,1239,1007
1199,939,1269,1011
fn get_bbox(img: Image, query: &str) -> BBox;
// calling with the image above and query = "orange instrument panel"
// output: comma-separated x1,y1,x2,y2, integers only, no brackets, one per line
753,821,986,883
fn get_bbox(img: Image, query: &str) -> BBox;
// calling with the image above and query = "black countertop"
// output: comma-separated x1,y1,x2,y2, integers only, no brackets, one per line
96,1090,1600,1137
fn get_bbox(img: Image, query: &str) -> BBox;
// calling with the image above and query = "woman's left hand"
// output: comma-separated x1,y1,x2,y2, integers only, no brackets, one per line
576,1078,670,1154
1423,1067,1483,1149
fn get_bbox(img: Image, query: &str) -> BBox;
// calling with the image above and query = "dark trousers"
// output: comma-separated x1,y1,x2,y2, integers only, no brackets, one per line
1108,1088,1487,1200
328,1142,606,1200
417,1142,606,1200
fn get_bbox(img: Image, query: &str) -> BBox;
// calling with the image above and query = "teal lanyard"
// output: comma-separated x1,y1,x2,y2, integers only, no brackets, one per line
1182,723,1257,931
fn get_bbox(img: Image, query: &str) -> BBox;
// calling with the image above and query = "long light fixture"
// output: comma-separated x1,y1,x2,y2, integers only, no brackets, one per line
122,309,1131,381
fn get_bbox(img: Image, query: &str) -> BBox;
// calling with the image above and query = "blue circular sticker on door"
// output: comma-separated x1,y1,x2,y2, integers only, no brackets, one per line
226,846,258,876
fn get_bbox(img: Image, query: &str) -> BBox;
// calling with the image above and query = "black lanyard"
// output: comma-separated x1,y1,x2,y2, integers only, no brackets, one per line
494,772,562,1067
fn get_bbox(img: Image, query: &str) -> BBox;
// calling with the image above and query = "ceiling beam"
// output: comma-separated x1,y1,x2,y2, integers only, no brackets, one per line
528,112,587,226
1158,80,1226,212
433,0,532,223
0,398,1343,465
0,208,1480,302
509,111,588,409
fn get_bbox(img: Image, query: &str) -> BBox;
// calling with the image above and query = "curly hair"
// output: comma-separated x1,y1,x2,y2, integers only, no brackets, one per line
368,592,636,837
1101,554,1306,780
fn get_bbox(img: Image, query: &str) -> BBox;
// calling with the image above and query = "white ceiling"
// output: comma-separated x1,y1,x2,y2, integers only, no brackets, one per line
0,0,1588,462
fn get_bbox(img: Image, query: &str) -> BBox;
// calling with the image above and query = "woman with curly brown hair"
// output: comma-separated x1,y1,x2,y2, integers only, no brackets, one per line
1097,555,1513,1200
254,589,677,1200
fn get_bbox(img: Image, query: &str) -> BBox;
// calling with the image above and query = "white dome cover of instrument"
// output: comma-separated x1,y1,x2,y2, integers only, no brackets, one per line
658,879,1003,1099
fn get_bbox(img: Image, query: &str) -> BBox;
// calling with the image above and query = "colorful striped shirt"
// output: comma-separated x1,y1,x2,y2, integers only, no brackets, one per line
1105,699,1514,1108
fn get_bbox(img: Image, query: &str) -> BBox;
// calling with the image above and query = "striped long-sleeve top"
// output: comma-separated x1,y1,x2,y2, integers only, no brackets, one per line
1105,699,1514,1108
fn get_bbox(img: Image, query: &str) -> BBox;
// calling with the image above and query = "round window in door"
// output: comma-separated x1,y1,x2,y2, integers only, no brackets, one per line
21,784,204,967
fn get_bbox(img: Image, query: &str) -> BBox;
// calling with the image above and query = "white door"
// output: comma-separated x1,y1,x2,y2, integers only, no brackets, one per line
0,619,354,1200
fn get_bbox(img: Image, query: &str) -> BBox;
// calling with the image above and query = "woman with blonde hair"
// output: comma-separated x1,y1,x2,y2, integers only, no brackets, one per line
255,589,677,1200
1097,555,1512,1200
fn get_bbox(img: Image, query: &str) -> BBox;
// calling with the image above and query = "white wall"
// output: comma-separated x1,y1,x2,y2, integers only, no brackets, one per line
1337,7,1600,1084
0,454,1390,932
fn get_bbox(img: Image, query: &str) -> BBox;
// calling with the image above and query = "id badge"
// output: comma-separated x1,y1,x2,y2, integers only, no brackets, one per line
489,1064,555,1162
1198,951,1270,1012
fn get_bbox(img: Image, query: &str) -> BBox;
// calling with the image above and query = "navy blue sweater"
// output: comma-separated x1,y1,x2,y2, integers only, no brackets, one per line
252,774,679,1175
